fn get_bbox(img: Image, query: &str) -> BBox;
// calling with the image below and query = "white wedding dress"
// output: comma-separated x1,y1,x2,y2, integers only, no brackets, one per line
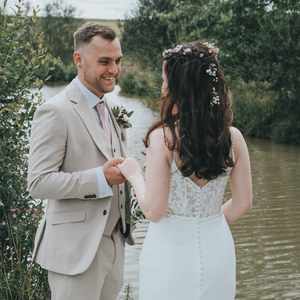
138,161,236,300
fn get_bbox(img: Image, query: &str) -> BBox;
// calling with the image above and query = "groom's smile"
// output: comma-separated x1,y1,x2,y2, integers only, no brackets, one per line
101,75,116,88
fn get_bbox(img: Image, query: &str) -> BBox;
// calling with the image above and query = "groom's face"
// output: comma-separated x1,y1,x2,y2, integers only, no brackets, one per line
75,35,122,97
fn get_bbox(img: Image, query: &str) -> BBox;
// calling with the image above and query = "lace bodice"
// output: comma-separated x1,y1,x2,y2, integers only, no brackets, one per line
168,161,231,218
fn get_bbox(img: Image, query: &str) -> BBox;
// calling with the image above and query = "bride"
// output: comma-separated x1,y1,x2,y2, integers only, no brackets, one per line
118,41,252,300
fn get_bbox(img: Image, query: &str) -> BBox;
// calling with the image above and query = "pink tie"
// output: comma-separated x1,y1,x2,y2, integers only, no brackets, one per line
95,101,111,143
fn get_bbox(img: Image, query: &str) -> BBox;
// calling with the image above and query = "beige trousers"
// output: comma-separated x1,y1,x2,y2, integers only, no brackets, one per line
48,231,124,300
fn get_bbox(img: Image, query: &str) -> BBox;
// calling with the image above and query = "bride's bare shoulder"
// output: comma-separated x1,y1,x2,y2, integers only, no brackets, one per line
229,126,248,162
148,127,165,146
148,127,173,163
148,126,174,145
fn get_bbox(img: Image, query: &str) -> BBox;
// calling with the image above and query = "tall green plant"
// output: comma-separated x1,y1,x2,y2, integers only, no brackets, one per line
0,2,50,299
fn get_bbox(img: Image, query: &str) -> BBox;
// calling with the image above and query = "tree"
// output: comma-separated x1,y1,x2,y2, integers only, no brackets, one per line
0,2,51,298
121,0,177,69
40,0,81,64
122,0,300,143
214,0,300,142
121,0,223,68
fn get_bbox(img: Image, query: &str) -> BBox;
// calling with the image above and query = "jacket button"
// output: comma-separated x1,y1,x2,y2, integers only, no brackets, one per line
113,148,116,153
103,210,107,216
84,194,96,199
120,190,123,195
120,204,123,209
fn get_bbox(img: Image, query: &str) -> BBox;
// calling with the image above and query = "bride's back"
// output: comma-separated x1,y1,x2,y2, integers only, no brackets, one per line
168,158,231,218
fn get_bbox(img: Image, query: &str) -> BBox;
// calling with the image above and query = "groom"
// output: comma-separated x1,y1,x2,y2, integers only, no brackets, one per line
27,23,133,300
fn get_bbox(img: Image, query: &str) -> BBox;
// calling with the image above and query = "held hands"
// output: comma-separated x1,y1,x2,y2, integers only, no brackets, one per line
118,158,145,203
103,158,126,186
117,158,142,181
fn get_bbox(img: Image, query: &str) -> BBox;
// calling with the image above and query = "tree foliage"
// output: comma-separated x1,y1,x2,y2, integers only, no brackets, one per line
216,1,300,103
40,0,81,64
122,0,300,144
121,0,177,69
0,2,50,299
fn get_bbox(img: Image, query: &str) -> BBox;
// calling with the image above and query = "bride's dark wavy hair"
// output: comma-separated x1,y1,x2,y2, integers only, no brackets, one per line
144,41,234,180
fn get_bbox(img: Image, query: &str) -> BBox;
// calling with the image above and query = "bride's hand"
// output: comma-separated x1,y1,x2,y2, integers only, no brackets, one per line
117,158,142,181
118,158,146,206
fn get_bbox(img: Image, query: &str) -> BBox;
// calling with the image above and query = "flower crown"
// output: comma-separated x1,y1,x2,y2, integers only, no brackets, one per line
162,43,221,106
162,42,219,60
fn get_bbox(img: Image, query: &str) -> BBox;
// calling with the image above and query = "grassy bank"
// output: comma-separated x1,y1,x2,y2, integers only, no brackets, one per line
119,58,161,111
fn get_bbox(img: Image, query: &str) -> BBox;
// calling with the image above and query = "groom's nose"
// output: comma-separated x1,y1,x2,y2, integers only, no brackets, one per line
107,61,119,75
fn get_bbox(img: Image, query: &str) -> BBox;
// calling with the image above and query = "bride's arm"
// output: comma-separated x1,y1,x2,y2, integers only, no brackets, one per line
222,127,253,224
119,128,172,222
142,129,172,221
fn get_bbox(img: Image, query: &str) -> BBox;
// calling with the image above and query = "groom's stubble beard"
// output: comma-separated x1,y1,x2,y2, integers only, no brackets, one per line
79,68,116,97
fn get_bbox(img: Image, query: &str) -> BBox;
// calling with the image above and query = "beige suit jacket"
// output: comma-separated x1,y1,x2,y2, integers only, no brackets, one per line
27,80,133,276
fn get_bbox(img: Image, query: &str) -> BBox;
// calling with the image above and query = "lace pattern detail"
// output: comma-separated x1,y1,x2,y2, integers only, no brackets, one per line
168,161,231,218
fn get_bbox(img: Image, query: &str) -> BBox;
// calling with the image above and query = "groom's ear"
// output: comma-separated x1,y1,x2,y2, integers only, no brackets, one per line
73,51,81,68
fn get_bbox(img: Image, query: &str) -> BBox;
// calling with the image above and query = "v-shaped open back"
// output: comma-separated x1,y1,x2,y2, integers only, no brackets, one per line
168,151,233,218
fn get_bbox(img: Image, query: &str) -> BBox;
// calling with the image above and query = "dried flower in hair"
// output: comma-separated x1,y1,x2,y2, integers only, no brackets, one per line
162,42,219,60
203,42,219,56
211,87,221,106
206,63,218,82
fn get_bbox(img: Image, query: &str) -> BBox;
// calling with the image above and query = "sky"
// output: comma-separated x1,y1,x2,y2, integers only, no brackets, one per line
3,0,139,19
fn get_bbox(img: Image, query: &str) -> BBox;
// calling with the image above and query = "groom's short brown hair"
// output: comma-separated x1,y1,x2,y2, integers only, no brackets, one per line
73,23,117,50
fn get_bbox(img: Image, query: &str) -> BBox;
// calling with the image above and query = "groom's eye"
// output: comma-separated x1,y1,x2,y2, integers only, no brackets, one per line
98,60,109,65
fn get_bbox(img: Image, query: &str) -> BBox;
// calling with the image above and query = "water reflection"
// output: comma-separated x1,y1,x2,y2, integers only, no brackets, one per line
233,138,300,300
42,85,300,300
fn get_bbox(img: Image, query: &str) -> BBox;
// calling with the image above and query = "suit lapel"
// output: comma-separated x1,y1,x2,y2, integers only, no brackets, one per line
66,82,112,160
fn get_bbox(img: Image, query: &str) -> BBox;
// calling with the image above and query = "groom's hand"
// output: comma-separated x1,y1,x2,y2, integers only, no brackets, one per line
103,158,126,185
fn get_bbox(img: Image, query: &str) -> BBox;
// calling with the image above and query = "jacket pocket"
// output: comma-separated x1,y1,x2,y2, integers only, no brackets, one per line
50,211,86,225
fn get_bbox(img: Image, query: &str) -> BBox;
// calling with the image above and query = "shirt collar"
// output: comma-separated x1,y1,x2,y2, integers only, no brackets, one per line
74,76,104,109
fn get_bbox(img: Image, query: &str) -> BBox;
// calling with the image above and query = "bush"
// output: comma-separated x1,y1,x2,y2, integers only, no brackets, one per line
271,119,300,145
119,73,139,94
44,58,76,83
119,58,161,104
231,80,276,138
46,58,66,82
0,3,50,299
120,73,149,97
64,63,76,82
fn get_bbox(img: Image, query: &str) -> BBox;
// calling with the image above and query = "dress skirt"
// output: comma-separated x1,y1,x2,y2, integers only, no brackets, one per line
139,213,236,300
